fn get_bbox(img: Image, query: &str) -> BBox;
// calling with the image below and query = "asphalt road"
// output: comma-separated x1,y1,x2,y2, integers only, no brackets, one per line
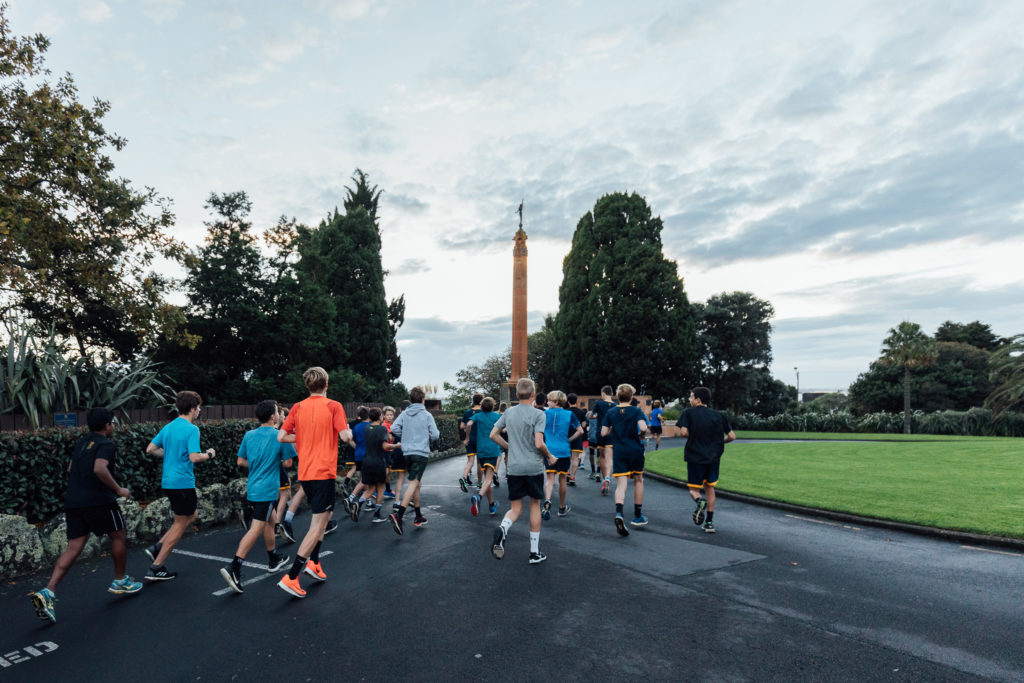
2,451,1021,682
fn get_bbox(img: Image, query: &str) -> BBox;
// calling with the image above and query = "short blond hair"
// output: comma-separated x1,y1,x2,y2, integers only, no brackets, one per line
303,367,329,393
547,390,568,408
516,377,535,399
616,383,635,403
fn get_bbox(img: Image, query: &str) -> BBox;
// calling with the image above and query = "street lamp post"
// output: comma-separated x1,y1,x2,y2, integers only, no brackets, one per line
794,367,800,403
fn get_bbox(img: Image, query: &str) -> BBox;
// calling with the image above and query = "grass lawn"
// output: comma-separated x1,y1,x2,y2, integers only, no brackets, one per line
735,431,1011,443
646,437,1024,539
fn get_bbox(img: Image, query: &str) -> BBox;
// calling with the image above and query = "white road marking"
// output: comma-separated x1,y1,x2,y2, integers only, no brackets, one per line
209,552,335,596
961,545,1022,558
785,514,861,531
167,548,335,595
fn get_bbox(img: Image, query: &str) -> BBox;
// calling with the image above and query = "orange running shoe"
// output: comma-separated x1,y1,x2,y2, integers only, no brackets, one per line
277,574,306,598
303,560,326,582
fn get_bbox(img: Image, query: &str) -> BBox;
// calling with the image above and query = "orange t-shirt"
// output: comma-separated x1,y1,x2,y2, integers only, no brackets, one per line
281,396,349,480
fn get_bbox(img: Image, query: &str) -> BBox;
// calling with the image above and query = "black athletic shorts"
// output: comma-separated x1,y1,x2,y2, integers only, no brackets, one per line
613,453,645,477
478,456,499,471
361,468,387,486
248,500,275,523
300,479,336,514
164,488,198,516
687,460,720,488
279,466,290,490
407,455,429,482
650,425,663,435
390,452,408,472
545,458,571,475
65,503,125,539
506,473,544,501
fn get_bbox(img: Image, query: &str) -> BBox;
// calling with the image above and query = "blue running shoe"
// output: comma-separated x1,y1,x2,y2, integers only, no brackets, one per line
630,515,648,528
489,501,499,516
614,513,629,537
470,494,480,517
383,490,396,500
108,576,143,595
30,588,56,623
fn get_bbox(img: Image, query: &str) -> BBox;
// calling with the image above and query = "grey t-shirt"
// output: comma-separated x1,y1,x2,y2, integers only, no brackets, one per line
493,403,546,476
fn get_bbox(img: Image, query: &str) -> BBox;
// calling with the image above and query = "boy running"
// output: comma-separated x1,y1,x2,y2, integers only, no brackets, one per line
389,387,439,535
649,400,664,450
601,384,650,536
488,378,555,564
592,385,615,494
383,406,408,507
144,391,216,581
459,394,483,491
220,400,293,593
566,393,588,486
467,397,502,517
677,386,736,533
275,367,352,598
358,408,400,524
542,391,582,519
30,408,141,623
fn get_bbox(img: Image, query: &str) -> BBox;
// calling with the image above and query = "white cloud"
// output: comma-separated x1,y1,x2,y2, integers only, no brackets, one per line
79,0,112,23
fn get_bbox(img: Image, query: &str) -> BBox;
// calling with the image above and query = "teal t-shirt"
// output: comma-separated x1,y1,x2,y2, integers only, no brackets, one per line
469,411,501,458
238,425,292,502
154,417,201,489
544,407,580,459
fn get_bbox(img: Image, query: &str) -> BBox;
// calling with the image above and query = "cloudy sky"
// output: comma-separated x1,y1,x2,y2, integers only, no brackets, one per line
11,0,1024,396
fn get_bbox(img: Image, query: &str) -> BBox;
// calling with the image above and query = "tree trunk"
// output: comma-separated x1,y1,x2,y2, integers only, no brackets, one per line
903,365,912,434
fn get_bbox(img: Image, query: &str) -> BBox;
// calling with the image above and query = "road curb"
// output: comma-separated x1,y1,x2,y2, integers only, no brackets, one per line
644,471,1024,552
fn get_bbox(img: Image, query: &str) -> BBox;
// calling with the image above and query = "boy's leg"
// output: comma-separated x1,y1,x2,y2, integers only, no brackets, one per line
543,471,555,502
262,520,277,551
45,535,87,591
153,513,196,566
481,467,494,503
614,475,629,505
109,529,128,580
275,489,290,523
528,497,542,532
235,520,266,560
558,472,568,508
633,474,645,505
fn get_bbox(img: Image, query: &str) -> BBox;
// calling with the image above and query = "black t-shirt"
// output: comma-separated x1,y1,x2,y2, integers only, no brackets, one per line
592,399,613,433
602,404,646,458
462,408,481,445
678,406,732,464
569,406,587,450
65,432,117,509
363,424,389,474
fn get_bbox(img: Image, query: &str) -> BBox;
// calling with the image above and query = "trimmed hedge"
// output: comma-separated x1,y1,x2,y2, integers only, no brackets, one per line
726,408,1024,437
2,413,459,524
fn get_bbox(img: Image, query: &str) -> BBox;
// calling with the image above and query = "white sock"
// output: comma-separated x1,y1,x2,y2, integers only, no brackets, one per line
284,511,294,523
529,531,540,553
500,516,513,533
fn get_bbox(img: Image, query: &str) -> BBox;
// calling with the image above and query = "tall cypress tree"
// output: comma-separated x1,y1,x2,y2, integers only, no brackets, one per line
553,192,698,398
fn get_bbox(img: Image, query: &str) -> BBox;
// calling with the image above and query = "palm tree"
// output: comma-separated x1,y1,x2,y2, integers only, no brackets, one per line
880,322,936,434
985,334,1024,414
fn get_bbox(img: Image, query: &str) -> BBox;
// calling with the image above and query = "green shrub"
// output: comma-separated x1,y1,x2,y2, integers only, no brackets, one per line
726,408,1024,437
434,414,461,451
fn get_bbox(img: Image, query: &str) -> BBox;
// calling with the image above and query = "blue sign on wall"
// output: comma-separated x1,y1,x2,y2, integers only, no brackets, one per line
54,412,79,428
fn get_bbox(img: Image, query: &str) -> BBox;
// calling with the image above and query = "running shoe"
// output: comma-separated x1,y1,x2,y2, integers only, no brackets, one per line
558,504,571,517
692,497,708,526
476,481,482,490
372,512,386,524
541,499,552,521
631,515,649,528
614,513,629,537
389,512,404,536
703,521,716,534
277,574,306,598
220,567,244,594
342,496,353,515
458,477,468,493
303,560,327,581
364,498,376,511
108,576,143,595
491,525,506,560
567,476,576,487
145,566,177,581
30,588,56,623
488,501,498,516
324,520,338,535
470,494,480,517
144,542,162,562
601,479,610,496
493,476,500,488
383,490,396,499
528,552,547,565
413,515,428,527
350,500,361,523
268,553,291,572
279,521,296,543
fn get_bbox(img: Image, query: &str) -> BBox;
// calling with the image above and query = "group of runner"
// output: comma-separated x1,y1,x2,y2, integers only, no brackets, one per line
29,367,734,623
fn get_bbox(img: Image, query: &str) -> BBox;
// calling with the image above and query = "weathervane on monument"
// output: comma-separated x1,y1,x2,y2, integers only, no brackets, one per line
503,200,529,406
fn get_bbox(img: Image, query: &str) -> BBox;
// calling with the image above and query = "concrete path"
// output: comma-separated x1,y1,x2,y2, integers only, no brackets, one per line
2,454,1021,681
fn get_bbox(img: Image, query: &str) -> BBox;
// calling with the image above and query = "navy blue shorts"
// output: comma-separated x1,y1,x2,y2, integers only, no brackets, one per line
612,453,645,478
686,460,720,488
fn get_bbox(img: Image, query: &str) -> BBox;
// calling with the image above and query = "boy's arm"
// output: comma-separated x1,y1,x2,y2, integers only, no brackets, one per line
146,442,164,457
277,428,296,443
724,430,736,444
383,441,401,451
636,419,649,435
534,432,555,465
92,447,130,499
570,426,584,442
340,429,355,447
189,448,215,463
489,425,508,450
236,457,249,469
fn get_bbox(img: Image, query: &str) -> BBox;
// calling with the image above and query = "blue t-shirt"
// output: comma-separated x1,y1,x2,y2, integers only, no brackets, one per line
352,421,368,462
544,407,580,459
651,408,663,427
153,417,201,489
238,426,292,502
603,404,646,458
469,411,501,458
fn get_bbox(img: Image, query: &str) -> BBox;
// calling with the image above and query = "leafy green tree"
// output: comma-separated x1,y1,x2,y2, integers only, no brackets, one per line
552,192,698,397
986,334,1024,414
804,392,850,414
879,321,937,434
156,192,272,402
692,291,777,412
0,9,184,357
527,316,558,391
935,320,1001,351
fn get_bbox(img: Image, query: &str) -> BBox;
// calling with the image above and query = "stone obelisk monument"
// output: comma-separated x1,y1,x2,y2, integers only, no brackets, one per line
502,202,528,406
